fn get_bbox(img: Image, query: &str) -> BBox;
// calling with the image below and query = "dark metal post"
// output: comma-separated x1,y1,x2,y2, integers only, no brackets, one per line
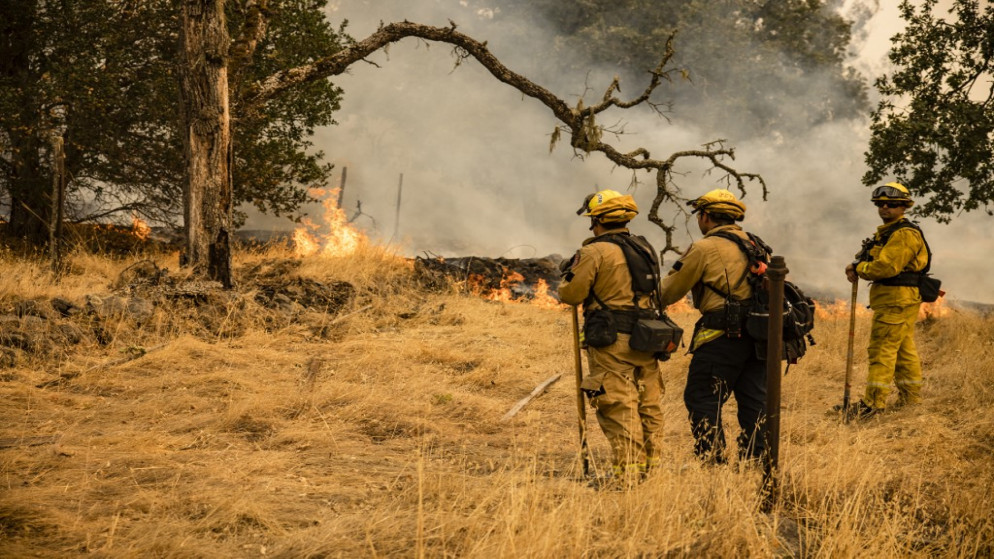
763,255,787,508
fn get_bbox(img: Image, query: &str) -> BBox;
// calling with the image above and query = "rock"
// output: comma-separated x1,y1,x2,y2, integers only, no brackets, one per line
113,259,166,291
0,347,18,369
51,297,82,317
85,294,154,322
14,298,52,319
55,323,85,345
0,328,34,351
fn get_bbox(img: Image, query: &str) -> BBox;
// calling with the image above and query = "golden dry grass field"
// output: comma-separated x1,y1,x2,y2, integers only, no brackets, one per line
1,243,992,558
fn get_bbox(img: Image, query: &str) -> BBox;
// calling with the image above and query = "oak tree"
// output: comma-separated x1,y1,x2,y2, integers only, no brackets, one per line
0,0,345,253
863,0,994,220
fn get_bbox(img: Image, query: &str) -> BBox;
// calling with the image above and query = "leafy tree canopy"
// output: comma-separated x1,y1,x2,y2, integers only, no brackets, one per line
0,0,347,243
863,0,994,221
478,0,868,139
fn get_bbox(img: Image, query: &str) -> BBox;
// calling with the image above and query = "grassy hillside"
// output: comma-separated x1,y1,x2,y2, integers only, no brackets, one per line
1,244,991,557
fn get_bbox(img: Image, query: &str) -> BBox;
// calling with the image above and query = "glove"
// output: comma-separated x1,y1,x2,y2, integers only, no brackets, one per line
560,252,578,277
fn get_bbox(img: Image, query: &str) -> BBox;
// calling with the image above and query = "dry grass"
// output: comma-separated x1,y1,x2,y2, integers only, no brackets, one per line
1,244,992,558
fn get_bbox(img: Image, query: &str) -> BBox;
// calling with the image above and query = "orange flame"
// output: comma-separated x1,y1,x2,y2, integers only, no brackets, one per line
919,296,948,320
293,187,365,258
665,297,694,315
814,299,872,320
478,271,524,302
811,297,948,321
467,270,568,308
131,215,151,241
530,278,566,309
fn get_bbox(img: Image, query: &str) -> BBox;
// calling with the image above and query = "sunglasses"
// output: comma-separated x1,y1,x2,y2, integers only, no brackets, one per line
874,201,906,209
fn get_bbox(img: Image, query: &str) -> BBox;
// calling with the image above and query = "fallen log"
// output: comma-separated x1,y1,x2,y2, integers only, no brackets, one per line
500,373,562,422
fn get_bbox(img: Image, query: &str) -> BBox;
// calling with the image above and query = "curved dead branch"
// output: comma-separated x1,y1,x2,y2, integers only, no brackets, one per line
242,21,766,255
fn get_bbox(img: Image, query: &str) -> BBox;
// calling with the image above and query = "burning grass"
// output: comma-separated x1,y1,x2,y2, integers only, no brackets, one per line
0,244,992,557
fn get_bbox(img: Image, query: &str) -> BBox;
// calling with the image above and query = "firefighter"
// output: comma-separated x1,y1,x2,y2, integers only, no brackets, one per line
558,189,665,484
657,189,767,464
842,182,927,418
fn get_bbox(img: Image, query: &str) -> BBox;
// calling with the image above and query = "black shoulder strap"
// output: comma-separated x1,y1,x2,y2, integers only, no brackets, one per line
876,220,911,246
588,233,663,312
706,230,771,299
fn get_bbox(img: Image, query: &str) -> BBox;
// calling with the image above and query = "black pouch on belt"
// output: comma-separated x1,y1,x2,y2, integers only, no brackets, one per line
583,308,617,348
629,315,684,354
918,275,943,303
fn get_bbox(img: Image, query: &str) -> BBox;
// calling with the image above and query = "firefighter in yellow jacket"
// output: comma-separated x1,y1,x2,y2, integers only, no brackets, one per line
558,190,665,482
657,189,767,464
843,182,928,418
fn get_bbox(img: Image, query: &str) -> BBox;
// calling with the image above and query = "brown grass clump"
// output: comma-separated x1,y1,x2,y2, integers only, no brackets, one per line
1,244,992,557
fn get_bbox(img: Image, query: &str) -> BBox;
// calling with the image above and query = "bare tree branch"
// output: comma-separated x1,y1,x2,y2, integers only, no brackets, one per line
242,20,766,254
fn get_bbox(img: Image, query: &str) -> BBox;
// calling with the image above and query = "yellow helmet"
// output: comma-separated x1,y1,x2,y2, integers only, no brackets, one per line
687,188,746,221
577,189,638,223
871,182,914,206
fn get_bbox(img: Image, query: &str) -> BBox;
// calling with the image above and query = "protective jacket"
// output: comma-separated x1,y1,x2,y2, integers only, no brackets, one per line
659,224,752,312
658,224,751,350
558,229,656,314
854,218,928,309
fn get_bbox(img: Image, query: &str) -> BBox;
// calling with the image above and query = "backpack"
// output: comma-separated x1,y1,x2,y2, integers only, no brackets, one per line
856,220,943,303
585,233,684,356
708,231,816,364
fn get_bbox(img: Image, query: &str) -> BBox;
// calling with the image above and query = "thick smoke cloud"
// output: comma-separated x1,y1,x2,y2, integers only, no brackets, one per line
249,0,994,304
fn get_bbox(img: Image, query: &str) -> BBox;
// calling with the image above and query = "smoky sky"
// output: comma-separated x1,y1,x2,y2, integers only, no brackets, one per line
246,0,994,304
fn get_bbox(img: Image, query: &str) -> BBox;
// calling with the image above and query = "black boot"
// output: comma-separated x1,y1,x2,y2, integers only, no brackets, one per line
833,400,879,420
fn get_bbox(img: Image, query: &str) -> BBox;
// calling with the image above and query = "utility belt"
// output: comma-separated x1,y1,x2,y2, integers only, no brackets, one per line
583,305,683,356
875,271,923,287
586,307,656,334
699,300,748,338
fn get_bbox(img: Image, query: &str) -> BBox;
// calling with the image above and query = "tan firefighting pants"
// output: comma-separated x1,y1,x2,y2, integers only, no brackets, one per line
581,334,664,474
865,303,923,409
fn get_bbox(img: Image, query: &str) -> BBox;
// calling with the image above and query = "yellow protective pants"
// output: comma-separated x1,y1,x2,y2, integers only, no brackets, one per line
865,303,923,409
582,334,664,474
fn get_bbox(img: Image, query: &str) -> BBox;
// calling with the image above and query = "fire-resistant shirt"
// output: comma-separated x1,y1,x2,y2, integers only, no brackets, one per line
658,224,752,314
854,218,928,309
658,224,753,350
558,229,655,312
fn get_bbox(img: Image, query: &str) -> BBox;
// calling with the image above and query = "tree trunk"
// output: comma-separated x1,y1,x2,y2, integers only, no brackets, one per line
49,133,66,273
6,133,50,246
178,0,233,288
1,2,50,246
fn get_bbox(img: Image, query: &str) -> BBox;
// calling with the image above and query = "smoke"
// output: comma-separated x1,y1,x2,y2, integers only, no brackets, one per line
246,0,994,304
